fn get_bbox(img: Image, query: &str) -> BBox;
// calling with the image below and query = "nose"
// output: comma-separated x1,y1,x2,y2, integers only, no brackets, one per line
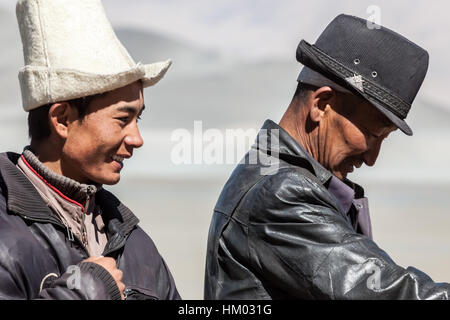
362,138,383,167
124,121,144,149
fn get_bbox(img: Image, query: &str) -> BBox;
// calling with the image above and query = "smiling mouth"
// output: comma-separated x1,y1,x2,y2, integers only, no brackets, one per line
111,155,124,168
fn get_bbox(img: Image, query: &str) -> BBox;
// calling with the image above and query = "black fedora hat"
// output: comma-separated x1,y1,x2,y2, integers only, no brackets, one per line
296,14,429,136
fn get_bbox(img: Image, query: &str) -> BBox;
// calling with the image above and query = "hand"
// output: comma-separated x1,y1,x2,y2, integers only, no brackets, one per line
83,256,125,300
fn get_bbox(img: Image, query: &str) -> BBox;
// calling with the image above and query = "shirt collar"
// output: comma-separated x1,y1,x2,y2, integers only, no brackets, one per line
327,176,356,213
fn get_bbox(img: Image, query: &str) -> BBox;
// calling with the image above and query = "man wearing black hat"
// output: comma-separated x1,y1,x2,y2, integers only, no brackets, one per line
204,14,450,299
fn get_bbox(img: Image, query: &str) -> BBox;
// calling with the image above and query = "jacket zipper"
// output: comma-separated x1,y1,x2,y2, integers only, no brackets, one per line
21,214,90,257
81,194,90,248
123,288,131,299
80,186,96,249
22,185,133,259
123,288,158,300
66,225,75,242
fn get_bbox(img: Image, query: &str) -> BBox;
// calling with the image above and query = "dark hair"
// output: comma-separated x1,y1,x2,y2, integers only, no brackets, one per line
292,82,359,107
293,82,320,103
28,94,100,142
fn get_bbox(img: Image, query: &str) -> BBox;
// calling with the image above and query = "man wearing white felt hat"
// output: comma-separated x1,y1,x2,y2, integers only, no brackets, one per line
0,0,180,300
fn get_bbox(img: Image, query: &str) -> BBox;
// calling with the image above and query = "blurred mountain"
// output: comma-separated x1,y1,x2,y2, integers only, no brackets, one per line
116,27,299,130
116,28,221,75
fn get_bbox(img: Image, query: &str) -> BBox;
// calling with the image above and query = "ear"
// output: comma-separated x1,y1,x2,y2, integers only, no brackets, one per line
48,102,75,139
309,86,336,123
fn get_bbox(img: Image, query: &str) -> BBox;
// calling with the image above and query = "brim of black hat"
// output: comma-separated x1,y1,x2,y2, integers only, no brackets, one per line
296,40,413,136
363,95,412,136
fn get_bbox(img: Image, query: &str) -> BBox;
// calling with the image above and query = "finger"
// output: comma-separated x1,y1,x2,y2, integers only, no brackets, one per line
118,282,126,300
115,269,123,281
102,257,117,268
118,282,125,293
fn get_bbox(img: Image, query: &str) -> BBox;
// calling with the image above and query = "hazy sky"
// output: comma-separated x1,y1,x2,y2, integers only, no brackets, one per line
1,0,448,107
104,0,450,108
0,1,447,58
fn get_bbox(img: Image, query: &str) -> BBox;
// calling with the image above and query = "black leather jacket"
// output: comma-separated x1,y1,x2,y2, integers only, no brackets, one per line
0,152,180,300
204,119,450,299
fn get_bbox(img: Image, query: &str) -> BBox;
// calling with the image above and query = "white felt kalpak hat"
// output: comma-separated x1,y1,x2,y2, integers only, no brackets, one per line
16,0,172,112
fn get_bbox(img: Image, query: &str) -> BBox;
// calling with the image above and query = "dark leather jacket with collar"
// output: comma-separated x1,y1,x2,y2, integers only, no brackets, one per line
0,152,180,300
204,119,450,299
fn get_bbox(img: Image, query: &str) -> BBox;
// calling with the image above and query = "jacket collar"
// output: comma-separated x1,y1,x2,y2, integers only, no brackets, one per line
21,147,100,204
0,152,139,248
257,119,333,184
0,152,61,224
257,120,366,202
95,188,140,255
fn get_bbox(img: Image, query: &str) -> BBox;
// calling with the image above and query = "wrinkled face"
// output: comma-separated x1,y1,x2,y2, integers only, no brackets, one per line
61,82,144,185
324,94,397,180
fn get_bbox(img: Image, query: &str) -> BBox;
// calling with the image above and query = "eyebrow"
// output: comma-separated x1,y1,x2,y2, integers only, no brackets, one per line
117,104,145,115
371,111,396,130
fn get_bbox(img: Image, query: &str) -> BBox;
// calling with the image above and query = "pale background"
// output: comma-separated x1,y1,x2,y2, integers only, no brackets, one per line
0,0,449,299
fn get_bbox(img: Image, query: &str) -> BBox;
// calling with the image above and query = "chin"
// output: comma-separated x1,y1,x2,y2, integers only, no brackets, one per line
104,176,121,185
90,174,121,185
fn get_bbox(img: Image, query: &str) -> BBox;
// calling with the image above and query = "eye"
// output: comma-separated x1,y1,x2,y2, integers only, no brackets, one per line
370,131,382,139
361,125,382,139
370,130,390,141
116,117,129,124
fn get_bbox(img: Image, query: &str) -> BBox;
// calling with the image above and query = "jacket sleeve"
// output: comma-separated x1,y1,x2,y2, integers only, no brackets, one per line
0,182,122,300
159,258,181,300
0,260,121,300
130,226,181,300
37,262,122,300
245,169,450,299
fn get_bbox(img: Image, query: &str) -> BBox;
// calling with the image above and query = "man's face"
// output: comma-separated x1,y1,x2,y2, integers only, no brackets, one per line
61,81,144,185
323,94,397,180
